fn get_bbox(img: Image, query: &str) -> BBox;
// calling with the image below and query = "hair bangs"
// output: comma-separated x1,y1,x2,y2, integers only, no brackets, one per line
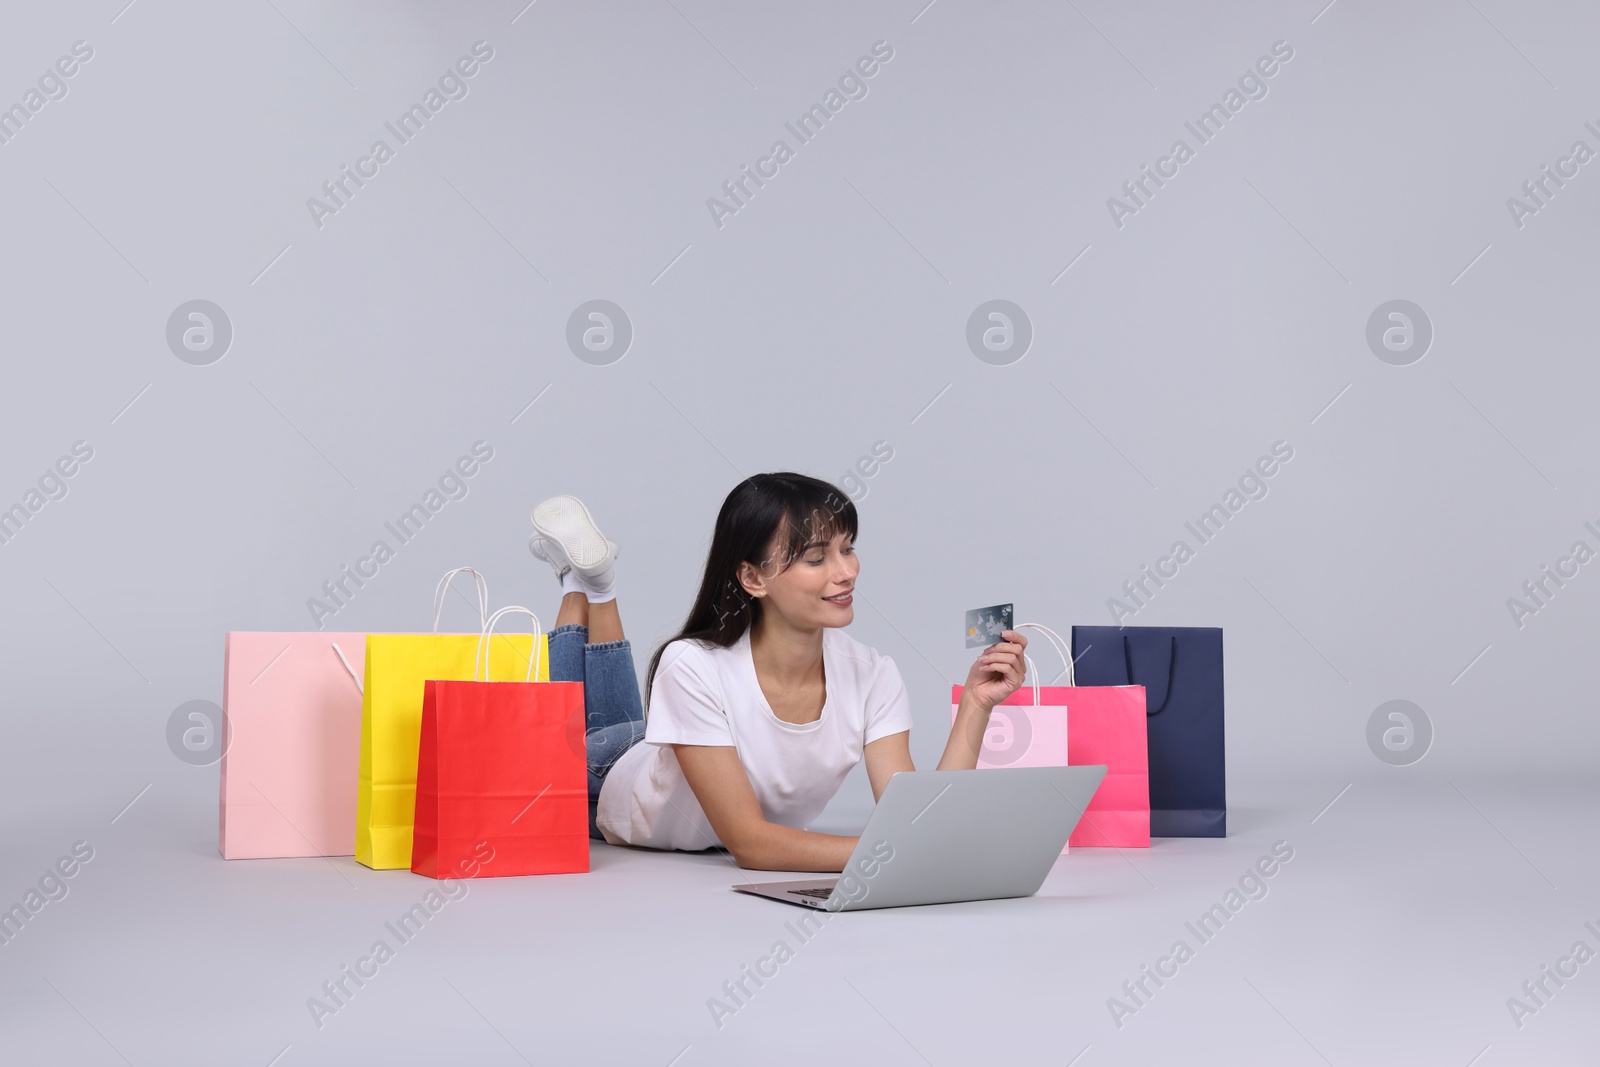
771,486,857,569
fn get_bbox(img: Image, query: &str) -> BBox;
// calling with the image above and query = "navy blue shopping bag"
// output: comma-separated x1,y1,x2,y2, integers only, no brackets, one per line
1070,626,1225,837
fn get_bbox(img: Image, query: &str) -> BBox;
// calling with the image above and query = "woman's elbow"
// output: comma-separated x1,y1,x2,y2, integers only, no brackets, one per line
728,838,776,871
720,826,770,870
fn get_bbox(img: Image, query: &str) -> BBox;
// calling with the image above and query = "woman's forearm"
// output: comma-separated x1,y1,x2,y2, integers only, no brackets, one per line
937,691,995,770
729,824,859,872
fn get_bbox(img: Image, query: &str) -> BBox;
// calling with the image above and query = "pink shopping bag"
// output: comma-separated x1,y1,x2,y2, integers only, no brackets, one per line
949,686,1069,770
953,623,1149,848
1063,688,1149,848
219,632,367,858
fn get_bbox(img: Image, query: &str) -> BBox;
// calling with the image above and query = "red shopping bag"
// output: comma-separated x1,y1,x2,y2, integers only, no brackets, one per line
956,623,1150,848
412,607,588,878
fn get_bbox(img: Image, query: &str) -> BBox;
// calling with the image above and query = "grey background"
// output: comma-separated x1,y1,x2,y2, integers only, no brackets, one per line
2,1,1596,1063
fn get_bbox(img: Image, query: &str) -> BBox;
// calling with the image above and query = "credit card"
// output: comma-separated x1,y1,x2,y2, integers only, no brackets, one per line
964,603,1014,648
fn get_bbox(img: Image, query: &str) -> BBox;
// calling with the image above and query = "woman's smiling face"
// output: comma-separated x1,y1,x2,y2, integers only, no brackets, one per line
742,520,859,630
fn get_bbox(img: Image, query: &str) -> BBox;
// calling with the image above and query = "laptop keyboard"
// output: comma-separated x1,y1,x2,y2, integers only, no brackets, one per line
786,887,834,899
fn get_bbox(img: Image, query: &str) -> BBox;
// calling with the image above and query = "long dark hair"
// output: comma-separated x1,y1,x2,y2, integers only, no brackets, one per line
646,472,858,701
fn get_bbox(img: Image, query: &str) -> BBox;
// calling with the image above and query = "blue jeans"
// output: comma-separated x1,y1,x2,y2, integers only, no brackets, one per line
548,624,646,840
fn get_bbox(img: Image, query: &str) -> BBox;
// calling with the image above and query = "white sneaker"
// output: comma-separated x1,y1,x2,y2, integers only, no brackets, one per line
529,495,618,585
528,533,570,581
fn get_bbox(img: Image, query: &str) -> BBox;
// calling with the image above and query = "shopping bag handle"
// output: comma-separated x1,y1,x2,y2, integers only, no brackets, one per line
433,567,490,633
329,641,363,695
1014,622,1073,705
475,605,544,683
1123,634,1177,716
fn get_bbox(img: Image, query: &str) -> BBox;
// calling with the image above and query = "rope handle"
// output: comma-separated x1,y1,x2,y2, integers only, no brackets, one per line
1123,634,1178,716
1012,622,1073,707
474,605,544,683
330,642,362,695
432,567,489,633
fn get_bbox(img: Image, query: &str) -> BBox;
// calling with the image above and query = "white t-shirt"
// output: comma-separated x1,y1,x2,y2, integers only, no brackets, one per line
594,628,914,851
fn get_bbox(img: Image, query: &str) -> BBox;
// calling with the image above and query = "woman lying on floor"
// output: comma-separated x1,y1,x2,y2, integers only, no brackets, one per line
529,474,1026,872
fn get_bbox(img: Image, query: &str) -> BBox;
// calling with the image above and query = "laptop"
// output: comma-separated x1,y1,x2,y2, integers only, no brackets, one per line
731,764,1107,911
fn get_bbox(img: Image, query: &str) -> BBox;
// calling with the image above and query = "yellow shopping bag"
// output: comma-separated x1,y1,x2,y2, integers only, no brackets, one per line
355,568,549,870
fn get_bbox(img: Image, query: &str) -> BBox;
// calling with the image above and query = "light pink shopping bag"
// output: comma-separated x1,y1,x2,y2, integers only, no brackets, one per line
950,679,1071,853
949,686,1070,769
219,633,367,858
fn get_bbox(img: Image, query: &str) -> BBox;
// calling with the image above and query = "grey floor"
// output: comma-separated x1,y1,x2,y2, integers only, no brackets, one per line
2,771,1593,1066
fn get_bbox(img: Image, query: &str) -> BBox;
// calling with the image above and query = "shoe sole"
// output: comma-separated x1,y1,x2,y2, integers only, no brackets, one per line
531,496,613,573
